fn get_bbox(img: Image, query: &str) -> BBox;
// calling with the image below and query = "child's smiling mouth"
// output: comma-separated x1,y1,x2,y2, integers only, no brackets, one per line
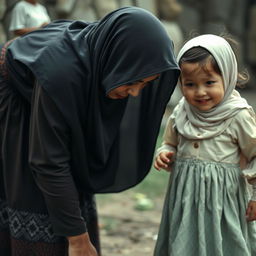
196,99,210,104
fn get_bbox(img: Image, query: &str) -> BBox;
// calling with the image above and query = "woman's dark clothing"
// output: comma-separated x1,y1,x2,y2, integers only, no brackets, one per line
0,6,179,255
0,43,100,255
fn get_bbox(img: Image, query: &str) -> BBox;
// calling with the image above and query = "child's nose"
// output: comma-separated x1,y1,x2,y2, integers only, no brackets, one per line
196,87,206,95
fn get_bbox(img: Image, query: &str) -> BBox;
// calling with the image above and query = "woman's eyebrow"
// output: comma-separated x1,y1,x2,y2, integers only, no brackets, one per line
135,76,159,83
127,76,159,85
126,79,143,85
150,76,160,82
134,79,144,83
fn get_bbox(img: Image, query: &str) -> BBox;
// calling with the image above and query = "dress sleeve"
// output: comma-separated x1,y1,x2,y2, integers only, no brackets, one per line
29,83,87,236
232,109,256,181
155,116,178,156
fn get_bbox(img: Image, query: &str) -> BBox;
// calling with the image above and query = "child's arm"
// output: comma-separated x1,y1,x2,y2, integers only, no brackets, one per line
234,109,256,221
242,160,256,221
246,182,256,221
154,116,178,172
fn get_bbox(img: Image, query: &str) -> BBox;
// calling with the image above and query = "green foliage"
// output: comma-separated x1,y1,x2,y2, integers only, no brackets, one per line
131,167,169,197
131,126,169,197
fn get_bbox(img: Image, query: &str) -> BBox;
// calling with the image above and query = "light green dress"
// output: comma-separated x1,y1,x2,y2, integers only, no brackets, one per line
154,109,256,256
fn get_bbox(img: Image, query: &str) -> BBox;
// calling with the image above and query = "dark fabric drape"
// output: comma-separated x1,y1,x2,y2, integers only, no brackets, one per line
6,7,179,193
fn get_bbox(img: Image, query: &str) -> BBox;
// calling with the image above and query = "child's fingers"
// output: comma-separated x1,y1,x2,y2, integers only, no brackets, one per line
161,152,174,164
161,155,171,164
154,152,174,171
248,178,256,185
166,151,174,159
162,152,174,165
154,158,163,171
154,156,169,170
246,206,250,217
247,211,256,221
246,202,256,221
246,206,252,220
154,161,161,171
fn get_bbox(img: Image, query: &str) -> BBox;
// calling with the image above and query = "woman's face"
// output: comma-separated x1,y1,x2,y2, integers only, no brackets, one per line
107,74,160,99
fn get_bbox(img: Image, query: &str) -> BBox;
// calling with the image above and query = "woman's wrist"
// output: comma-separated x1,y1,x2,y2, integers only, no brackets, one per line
67,232,89,245
67,232,98,255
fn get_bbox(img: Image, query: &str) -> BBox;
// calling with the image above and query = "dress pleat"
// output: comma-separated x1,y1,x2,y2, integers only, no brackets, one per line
154,158,256,256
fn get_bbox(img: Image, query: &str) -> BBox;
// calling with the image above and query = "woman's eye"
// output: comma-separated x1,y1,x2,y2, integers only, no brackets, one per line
147,77,159,85
146,81,153,86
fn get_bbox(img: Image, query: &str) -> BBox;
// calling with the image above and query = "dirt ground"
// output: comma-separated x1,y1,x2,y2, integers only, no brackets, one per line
97,192,165,256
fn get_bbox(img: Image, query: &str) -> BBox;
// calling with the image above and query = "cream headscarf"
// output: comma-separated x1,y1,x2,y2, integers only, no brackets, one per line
172,34,251,139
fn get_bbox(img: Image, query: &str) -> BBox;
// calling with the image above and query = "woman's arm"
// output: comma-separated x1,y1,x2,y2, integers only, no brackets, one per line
29,83,97,255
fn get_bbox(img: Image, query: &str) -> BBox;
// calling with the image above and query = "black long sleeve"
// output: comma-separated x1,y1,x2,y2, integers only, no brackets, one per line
29,83,86,236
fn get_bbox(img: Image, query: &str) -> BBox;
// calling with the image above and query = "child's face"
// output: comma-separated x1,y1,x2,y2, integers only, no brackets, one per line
180,60,224,111
107,74,159,99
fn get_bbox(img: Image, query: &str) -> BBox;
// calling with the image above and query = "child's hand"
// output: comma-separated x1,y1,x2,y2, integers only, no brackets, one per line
246,200,256,221
247,178,256,185
154,151,174,172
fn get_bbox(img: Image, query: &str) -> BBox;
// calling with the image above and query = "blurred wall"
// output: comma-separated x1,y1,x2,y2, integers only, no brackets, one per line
1,0,255,86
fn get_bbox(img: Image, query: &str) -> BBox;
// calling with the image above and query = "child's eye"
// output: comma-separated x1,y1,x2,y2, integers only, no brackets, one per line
206,81,215,85
183,83,194,87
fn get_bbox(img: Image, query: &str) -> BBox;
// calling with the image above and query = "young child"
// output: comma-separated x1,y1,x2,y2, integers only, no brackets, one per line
154,34,256,256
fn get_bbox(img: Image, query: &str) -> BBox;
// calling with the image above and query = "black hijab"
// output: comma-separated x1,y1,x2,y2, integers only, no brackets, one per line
7,7,180,193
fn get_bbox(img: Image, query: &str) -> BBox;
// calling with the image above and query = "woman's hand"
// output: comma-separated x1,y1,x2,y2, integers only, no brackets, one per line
68,232,98,256
246,200,256,222
154,151,174,172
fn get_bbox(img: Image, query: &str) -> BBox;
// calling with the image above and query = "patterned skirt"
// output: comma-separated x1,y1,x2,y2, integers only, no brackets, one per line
0,41,101,256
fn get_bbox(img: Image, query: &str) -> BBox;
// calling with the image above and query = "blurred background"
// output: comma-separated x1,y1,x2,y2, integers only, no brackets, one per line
1,0,255,107
0,1,255,255
1,0,255,78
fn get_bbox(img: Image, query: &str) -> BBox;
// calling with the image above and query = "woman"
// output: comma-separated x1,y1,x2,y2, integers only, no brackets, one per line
0,7,180,256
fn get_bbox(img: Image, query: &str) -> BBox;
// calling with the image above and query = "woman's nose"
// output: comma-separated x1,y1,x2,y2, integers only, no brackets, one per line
128,86,141,97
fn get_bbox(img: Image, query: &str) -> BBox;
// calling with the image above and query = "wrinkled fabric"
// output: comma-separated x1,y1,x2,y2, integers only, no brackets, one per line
154,158,256,256
1,6,180,255
7,7,180,193
154,109,256,255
